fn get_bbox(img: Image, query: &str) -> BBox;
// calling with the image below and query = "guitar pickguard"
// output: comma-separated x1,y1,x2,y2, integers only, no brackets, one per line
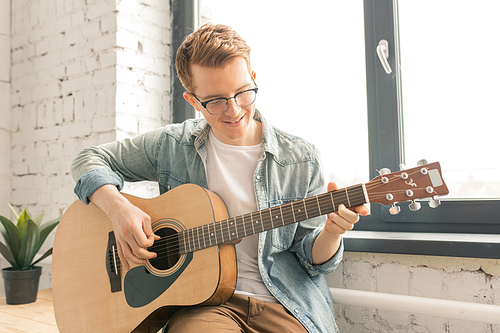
124,252,193,308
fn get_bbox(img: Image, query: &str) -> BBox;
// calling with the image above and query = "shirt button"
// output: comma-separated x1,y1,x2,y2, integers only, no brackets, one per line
256,175,260,179
294,309,299,314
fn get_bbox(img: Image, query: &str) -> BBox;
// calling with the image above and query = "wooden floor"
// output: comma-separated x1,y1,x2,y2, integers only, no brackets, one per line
0,289,59,332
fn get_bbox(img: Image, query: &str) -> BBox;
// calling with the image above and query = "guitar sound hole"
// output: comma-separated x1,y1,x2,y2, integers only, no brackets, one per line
148,227,180,270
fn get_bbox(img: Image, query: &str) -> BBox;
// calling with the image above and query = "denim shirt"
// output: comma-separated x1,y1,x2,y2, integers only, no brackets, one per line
72,110,343,333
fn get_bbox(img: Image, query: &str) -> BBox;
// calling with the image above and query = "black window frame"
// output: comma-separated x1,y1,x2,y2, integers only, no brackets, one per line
352,0,500,259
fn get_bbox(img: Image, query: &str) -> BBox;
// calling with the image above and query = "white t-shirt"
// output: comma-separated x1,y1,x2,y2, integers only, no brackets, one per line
206,130,277,302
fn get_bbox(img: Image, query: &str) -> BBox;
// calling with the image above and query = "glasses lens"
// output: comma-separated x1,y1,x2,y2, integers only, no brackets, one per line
236,90,257,108
206,99,228,115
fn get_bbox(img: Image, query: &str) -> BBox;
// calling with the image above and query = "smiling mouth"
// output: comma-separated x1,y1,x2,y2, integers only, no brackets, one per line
223,114,245,124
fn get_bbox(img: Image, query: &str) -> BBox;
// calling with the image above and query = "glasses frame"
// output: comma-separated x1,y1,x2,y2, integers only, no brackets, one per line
191,80,259,115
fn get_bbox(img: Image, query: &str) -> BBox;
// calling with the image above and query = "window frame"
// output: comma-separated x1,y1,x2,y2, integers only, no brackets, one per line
352,0,500,259
171,0,197,123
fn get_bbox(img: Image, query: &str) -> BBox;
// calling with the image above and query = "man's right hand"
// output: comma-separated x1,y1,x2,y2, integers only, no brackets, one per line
88,184,160,270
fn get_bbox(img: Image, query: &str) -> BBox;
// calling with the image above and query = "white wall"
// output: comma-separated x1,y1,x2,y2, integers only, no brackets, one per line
0,0,11,219
327,252,500,332
0,0,171,296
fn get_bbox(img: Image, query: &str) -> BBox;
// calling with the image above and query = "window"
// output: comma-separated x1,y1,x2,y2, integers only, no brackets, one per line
353,0,500,258
172,0,500,258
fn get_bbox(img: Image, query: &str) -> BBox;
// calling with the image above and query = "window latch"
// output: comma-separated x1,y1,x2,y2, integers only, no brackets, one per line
376,39,392,74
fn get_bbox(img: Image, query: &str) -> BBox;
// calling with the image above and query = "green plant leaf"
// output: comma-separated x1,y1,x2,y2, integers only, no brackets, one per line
0,215,21,262
17,208,32,229
32,211,46,227
18,219,40,269
7,203,19,221
32,217,60,258
32,248,53,267
0,241,20,270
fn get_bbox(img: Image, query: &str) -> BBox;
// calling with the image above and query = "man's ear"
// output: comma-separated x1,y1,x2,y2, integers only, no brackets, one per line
251,71,256,81
183,92,200,111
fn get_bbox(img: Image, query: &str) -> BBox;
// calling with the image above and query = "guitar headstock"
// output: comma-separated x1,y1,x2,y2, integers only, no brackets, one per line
365,161,449,214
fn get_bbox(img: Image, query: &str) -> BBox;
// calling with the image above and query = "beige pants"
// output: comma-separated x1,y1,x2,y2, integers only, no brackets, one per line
166,294,308,333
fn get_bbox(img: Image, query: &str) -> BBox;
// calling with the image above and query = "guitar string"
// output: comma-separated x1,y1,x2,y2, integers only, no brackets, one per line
150,168,424,254
121,180,424,259
109,190,369,264
111,168,433,262
134,186,368,256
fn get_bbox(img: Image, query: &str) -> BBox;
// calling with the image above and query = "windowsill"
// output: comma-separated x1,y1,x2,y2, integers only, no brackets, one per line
343,231,500,259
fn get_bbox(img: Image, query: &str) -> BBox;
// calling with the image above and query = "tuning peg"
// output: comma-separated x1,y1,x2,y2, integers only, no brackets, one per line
379,168,391,175
417,159,428,166
389,204,401,215
428,198,441,208
408,200,421,211
399,163,407,170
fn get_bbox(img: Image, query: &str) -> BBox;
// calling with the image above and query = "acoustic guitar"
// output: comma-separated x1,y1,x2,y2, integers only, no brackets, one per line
52,161,448,332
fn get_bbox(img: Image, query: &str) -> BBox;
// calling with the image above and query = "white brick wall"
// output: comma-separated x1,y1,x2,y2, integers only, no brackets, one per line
0,0,11,220
2,0,171,297
327,252,500,332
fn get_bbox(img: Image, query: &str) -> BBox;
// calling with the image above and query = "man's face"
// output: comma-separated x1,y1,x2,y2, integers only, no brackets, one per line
184,57,261,146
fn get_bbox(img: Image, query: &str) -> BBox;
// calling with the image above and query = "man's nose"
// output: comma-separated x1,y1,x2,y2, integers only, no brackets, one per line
225,98,241,115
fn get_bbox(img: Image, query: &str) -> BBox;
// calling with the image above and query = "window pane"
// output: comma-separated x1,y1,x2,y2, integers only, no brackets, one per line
399,1,500,199
200,0,368,188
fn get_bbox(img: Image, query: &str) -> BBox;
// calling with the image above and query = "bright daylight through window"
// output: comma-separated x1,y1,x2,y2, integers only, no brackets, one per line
199,0,369,189
399,0,500,200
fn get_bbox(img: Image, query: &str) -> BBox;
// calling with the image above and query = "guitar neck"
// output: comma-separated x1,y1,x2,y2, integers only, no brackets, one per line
179,184,368,254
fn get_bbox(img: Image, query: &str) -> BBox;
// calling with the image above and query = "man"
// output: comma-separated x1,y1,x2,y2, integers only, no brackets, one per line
72,23,368,333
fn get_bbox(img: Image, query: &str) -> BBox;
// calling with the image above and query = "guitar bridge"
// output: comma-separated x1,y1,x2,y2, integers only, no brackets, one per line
106,232,122,293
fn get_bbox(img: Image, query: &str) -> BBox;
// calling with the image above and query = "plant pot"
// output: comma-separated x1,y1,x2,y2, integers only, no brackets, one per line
2,266,42,305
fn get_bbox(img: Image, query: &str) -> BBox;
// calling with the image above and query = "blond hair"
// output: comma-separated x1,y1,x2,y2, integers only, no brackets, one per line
175,23,252,92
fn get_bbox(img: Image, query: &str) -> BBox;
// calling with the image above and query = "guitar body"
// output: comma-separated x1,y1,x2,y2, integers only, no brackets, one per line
52,184,236,333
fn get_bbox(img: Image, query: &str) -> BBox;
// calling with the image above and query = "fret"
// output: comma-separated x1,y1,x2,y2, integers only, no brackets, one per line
303,199,309,220
305,197,320,219
191,228,196,252
224,220,229,242
329,192,336,212
349,185,368,207
290,202,297,223
281,203,293,226
279,206,285,226
250,213,256,234
319,193,335,215
230,217,238,240
345,188,351,207
315,196,322,216
333,190,349,208
185,229,191,253
208,223,215,247
268,208,275,230
201,224,207,249
240,215,248,237
219,221,225,243
191,228,197,251
196,226,202,251
258,210,265,232
182,231,187,254
293,200,307,222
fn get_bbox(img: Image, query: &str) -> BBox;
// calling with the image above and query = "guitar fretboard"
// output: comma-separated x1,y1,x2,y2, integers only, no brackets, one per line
177,184,368,255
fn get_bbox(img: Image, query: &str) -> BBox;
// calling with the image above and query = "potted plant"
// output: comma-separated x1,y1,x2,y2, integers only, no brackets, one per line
0,202,60,304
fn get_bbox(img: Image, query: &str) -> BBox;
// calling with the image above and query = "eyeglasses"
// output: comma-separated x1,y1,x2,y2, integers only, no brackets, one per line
192,85,259,115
